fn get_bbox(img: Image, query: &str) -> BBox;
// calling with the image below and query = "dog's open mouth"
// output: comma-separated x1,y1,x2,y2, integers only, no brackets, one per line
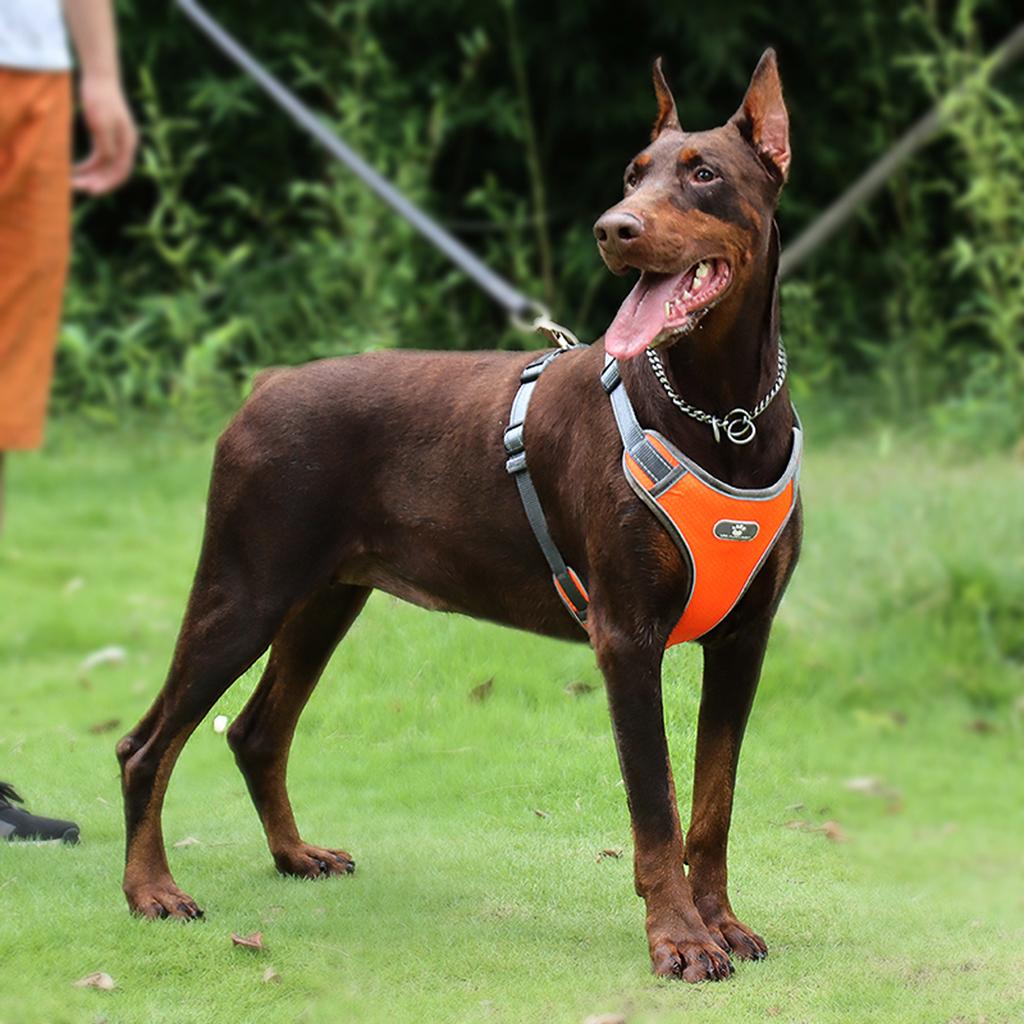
604,258,732,360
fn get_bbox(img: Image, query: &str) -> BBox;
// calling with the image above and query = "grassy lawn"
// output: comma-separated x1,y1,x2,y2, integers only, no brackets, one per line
1,420,1022,1024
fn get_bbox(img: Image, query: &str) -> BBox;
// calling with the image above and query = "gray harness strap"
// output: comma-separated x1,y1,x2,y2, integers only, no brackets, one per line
600,356,677,487
504,350,589,627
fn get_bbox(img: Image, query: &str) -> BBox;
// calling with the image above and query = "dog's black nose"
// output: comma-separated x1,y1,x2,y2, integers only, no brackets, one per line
593,210,644,245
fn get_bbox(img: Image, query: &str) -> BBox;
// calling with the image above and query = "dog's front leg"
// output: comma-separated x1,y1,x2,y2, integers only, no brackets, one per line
596,630,734,982
686,621,772,961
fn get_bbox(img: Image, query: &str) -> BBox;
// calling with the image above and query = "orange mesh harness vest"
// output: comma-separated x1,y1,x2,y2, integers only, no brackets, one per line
502,349,802,646
600,357,802,647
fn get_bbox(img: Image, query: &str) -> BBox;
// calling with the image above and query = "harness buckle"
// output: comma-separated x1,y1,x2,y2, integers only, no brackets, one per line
520,361,547,384
504,451,527,475
503,423,525,456
553,567,590,628
600,360,621,393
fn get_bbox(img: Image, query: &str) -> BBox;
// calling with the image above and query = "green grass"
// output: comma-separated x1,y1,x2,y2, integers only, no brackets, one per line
1,421,1022,1024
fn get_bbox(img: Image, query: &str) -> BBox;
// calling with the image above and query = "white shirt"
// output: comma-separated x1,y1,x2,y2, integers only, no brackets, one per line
0,1,71,72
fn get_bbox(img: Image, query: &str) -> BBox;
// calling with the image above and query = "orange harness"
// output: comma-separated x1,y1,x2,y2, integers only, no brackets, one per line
504,351,802,645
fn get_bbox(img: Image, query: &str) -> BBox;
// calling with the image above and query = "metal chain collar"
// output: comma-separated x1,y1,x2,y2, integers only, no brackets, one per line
645,341,788,445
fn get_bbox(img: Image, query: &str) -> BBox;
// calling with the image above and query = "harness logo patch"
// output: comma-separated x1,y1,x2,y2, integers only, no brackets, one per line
714,520,759,542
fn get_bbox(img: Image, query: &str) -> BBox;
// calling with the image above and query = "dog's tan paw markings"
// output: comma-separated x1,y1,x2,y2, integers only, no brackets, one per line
651,938,734,982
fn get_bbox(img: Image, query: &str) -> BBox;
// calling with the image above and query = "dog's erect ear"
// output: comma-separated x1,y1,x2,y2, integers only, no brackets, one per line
651,57,681,139
730,48,790,181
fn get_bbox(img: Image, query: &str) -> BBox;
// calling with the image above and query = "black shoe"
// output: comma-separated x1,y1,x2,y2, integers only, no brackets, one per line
0,782,80,843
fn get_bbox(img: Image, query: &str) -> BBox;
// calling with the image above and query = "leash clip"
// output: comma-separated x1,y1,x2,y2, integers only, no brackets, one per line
510,304,582,350
532,316,582,350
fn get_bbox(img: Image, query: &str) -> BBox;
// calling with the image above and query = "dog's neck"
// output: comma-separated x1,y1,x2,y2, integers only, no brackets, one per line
618,226,794,489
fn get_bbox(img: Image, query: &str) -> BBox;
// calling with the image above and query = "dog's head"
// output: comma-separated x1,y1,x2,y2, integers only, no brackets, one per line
594,49,790,360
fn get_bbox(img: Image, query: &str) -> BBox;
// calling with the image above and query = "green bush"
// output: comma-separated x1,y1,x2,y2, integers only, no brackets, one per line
55,0,1023,441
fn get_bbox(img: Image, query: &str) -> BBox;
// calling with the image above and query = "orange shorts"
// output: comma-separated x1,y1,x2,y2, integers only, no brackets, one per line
0,69,71,451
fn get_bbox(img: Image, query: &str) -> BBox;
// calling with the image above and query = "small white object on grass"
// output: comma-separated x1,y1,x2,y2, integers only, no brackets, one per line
63,576,85,596
213,715,229,734
79,646,127,673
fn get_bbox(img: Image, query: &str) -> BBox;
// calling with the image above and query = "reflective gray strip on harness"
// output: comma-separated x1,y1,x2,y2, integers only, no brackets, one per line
504,351,589,627
600,357,676,486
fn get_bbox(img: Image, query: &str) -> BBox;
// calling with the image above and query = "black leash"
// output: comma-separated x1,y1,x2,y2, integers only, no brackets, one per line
175,0,580,347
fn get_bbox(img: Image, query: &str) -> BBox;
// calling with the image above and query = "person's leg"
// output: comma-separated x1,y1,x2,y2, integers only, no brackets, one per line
0,70,75,831
0,69,72,460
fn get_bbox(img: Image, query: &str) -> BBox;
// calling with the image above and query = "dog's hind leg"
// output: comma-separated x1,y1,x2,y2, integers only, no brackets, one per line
116,568,289,919
685,621,771,961
227,583,370,879
116,424,341,919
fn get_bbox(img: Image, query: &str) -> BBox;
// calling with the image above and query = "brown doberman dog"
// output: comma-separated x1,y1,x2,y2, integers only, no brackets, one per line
118,49,800,983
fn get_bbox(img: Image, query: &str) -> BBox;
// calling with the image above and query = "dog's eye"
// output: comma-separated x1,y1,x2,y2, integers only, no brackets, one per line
694,166,717,183
625,171,639,190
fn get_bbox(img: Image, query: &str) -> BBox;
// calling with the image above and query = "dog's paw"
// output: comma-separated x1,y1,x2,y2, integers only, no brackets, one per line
649,930,734,982
125,879,204,921
273,842,356,879
695,900,768,961
701,917,768,961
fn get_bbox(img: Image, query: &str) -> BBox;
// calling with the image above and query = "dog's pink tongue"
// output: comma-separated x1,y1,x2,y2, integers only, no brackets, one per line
604,272,680,360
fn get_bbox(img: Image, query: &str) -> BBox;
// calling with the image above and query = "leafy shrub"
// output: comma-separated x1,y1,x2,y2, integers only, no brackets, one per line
55,0,1023,441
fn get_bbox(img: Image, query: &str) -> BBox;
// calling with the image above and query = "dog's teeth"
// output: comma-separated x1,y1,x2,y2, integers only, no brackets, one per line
695,262,709,280
665,301,673,318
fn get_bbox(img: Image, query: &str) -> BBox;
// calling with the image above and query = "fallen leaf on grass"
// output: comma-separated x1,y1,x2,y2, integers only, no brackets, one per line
174,836,202,848
817,820,850,843
469,677,494,702
533,808,549,819
783,819,851,842
88,718,121,735
261,967,281,984
79,646,127,674
596,848,623,862
73,972,115,991
564,680,597,697
231,931,264,951
965,718,997,734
